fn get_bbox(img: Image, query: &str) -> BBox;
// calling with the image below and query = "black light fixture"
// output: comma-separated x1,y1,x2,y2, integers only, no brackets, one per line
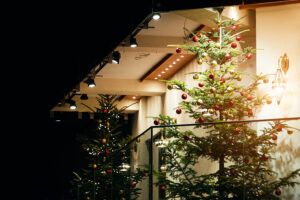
152,12,161,21
80,94,88,100
112,51,121,64
69,100,77,110
130,37,138,48
86,77,96,88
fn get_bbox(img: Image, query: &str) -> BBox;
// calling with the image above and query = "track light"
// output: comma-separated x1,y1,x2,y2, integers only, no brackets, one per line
152,12,161,21
130,37,138,48
112,51,120,64
80,94,88,100
69,100,77,110
86,78,96,88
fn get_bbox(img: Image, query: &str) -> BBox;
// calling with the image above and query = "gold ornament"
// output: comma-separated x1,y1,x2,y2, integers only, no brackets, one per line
287,130,293,135
237,76,242,81
263,78,269,84
102,138,107,144
121,198,126,200
217,19,222,27
196,99,203,105
167,85,173,90
136,138,141,143
229,69,235,75
98,119,102,123
215,42,221,48
86,197,91,200
106,122,110,127
211,60,218,67
119,190,124,194
208,109,214,114
210,87,216,93
197,58,203,64
193,74,199,80
93,164,97,169
258,190,263,196
103,157,106,162
202,52,208,59
226,87,233,92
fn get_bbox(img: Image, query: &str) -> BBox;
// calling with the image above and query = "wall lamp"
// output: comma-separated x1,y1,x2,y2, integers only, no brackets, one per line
272,53,289,105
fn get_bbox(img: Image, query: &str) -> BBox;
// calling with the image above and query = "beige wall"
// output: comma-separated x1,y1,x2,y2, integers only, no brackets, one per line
256,4,300,199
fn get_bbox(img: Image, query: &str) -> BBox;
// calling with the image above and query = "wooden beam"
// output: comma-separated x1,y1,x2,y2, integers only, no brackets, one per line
239,0,300,9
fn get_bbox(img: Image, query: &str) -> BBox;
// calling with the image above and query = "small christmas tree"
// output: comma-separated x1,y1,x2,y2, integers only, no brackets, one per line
71,95,144,200
153,9,300,199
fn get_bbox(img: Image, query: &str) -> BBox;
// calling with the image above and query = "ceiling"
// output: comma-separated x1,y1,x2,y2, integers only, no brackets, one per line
51,6,256,114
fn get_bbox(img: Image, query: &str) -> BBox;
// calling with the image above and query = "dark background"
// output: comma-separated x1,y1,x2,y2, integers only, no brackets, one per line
12,1,287,199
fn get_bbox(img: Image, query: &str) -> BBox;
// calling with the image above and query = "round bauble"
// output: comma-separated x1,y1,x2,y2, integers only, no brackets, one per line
192,35,199,42
209,73,215,80
276,126,282,132
214,104,220,110
246,95,253,100
225,53,231,60
198,117,205,123
176,108,182,114
215,42,221,48
262,154,268,161
237,76,242,81
202,52,208,59
154,119,160,125
236,35,242,41
240,90,245,96
227,149,233,155
263,78,269,84
210,87,216,93
248,110,254,116
193,74,199,80
120,157,124,162
272,134,278,140
226,86,234,92
102,138,107,144
107,169,112,173
167,85,173,90
229,69,235,75
197,58,203,64
229,100,234,106
231,25,237,30
287,130,294,135
220,77,226,83
161,186,166,190
211,60,218,67
198,82,204,87
208,109,214,114
93,164,97,169
207,39,212,43
103,109,108,113
196,99,203,105
275,188,281,196
86,197,91,200
266,99,272,104
235,128,240,135
246,53,252,59
182,93,188,100
231,42,237,48
184,134,190,141
244,157,249,164
131,183,136,188
230,169,236,175
176,47,182,53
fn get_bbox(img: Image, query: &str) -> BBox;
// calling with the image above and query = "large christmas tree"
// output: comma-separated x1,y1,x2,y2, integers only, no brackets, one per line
153,9,300,199
71,95,144,200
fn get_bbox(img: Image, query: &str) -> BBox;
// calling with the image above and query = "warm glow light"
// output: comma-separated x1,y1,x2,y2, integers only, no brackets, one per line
154,77,158,79
132,96,136,99
169,65,173,68
176,58,180,61
180,55,184,58
165,68,169,71
158,74,161,77
161,71,165,74
173,62,176,64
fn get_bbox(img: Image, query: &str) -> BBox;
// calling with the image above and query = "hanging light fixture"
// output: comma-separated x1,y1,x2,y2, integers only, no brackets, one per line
86,78,96,88
272,53,288,105
152,12,161,21
130,37,138,48
69,100,77,110
112,51,121,64
155,135,168,148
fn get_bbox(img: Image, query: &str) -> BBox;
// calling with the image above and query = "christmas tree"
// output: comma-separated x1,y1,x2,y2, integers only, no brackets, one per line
153,9,300,199
71,95,144,200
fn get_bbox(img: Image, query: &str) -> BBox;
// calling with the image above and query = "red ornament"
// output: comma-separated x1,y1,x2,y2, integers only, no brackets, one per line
234,128,240,135
276,126,282,132
184,134,190,141
104,186,108,191
231,42,237,48
161,186,166,190
248,110,254,116
105,149,110,156
240,90,245,96
120,157,124,161
229,100,234,106
246,53,252,59
262,154,268,161
232,139,237,144
272,134,278,140
209,73,215,80
186,156,190,160
198,117,205,123
230,169,236,175
246,95,253,100
176,47,182,53
182,93,188,100
231,25,237,30
236,35,242,41
219,78,226,83
214,104,220,110
176,108,182,114
198,82,204,87
192,35,199,42
244,157,249,164
131,183,136,188
154,119,160,125
275,188,281,196
103,109,108,113
225,53,231,60
207,39,212,43
107,169,112,174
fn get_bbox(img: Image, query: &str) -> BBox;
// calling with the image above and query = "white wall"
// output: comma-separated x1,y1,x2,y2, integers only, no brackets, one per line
256,4,300,199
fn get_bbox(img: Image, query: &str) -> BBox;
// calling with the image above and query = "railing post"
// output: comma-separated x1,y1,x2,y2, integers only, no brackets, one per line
149,127,153,200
